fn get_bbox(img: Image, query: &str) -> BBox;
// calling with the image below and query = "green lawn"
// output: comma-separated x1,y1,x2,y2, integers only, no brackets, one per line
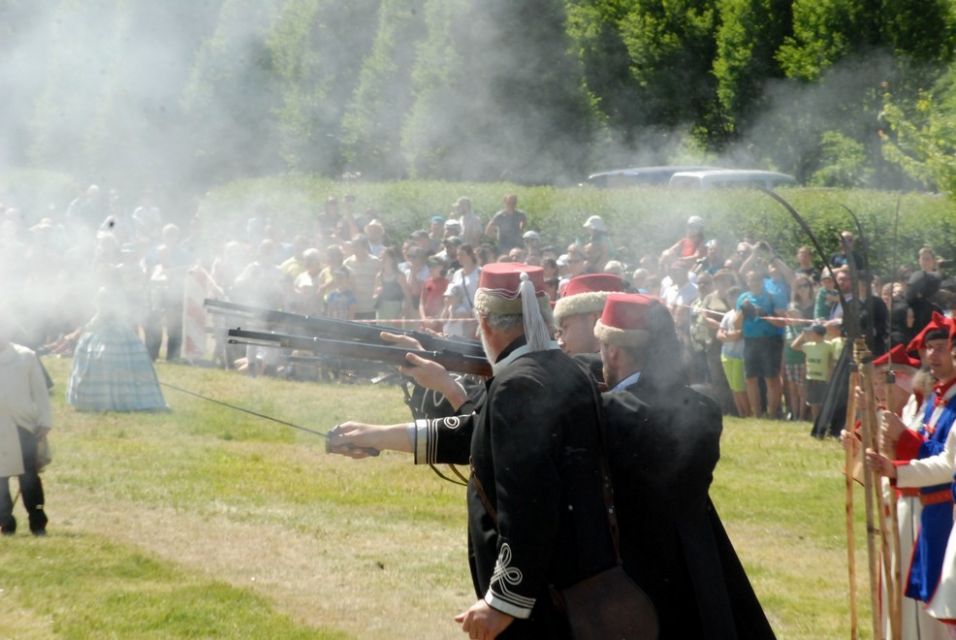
0,358,871,639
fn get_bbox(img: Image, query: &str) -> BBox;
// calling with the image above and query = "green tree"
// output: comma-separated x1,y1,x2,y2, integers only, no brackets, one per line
767,0,955,186
778,0,955,81
402,0,597,183
712,0,791,137
182,0,283,188
808,130,872,186
340,0,427,178
267,0,380,175
0,0,56,171
26,0,122,180
617,0,719,133
565,0,640,148
880,72,956,196
85,1,222,194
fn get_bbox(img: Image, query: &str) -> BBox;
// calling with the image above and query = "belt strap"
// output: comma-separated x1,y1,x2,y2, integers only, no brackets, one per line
920,489,953,506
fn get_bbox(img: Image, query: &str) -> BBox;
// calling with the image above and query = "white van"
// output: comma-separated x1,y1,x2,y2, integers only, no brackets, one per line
587,165,716,188
668,169,797,190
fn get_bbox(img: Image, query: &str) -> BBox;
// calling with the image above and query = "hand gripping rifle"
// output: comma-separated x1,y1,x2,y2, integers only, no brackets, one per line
228,328,492,378
205,298,485,358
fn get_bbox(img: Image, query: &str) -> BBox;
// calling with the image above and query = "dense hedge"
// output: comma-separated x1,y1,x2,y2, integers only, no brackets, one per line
0,169,80,220
201,176,956,277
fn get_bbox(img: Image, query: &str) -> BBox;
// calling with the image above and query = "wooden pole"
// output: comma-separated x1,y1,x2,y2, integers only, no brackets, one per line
882,372,903,640
855,338,883,640
887,485,902,640
844,366,860,640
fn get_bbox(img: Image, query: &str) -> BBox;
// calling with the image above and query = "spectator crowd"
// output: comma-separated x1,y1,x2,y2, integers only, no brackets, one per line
1,183,954,420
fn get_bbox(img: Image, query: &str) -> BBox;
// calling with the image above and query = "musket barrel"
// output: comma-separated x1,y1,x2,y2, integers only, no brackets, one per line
206,298,485,357
228,328,492,377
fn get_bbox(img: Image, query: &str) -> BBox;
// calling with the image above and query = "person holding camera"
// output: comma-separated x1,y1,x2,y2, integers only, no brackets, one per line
734,269,788,419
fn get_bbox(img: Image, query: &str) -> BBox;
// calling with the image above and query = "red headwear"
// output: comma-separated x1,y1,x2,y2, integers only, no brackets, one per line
906,312,955,352
552,273,623,324
593,293,658,348
474,262,551,351
873,343,921,372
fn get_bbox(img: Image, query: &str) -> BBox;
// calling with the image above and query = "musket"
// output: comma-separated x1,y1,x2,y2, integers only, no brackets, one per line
228,328,492,378
206,298,485,358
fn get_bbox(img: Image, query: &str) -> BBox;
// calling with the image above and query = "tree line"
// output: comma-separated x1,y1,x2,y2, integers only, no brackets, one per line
1,0,954,196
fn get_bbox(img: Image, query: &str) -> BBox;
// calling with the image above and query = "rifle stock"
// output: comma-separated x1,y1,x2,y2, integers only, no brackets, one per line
206,298,484,358
228,328,492,377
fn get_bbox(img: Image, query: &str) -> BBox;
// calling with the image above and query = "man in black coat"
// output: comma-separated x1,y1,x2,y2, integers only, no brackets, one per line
595,292,776,639
330,263,617,639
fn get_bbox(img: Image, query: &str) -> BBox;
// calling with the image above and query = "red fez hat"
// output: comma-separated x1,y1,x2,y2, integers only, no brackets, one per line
906,312,954,352
873,343,921,371
553,273,623,323
477,262,545,297
474,263,552,351
593,293,657,347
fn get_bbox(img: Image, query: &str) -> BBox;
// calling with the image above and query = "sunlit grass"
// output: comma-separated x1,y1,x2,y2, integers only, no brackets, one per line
0,357,879,638
0,532,346,639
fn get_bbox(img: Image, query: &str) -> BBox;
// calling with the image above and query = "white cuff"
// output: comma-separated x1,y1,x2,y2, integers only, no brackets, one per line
413,419,430,465
483,590,534,619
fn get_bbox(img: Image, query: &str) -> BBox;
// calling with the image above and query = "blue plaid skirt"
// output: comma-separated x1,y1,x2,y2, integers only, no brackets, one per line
67,320,167,412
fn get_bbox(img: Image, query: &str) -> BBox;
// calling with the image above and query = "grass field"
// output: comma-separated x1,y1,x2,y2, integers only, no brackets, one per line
0,358,875,639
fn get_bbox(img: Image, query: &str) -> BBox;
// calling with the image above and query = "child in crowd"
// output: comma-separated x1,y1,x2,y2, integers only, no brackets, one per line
325,268,356,320
825,319,845,360
814,271,840,319
441,283,474,339
783,305,808,420
419,256,449,332
717,286,750,417
791,324,834,421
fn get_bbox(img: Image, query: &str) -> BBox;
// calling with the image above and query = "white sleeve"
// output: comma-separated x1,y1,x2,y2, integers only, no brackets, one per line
896,427,956,488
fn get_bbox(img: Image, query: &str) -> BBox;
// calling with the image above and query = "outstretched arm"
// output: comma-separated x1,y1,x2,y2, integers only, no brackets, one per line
327,421,411,458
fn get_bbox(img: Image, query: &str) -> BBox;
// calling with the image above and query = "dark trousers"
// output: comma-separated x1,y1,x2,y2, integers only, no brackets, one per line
705,342,735,414
0,427,47,534
145,304,183,362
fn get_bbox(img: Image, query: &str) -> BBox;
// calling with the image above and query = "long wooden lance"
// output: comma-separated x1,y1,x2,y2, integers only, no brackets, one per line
844,364,860,640
885,198,904,640
841,207,891,640
855,338,884,640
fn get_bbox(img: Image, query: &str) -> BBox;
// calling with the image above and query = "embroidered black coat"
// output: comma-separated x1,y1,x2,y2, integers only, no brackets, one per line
420,338,616,637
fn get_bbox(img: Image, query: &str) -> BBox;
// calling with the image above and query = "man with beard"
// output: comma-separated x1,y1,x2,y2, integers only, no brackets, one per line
328,263,617,639
396,271,623,418
596,292,775,639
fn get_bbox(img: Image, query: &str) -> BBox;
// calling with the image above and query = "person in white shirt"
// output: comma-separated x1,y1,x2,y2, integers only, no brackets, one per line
0,311,52,537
